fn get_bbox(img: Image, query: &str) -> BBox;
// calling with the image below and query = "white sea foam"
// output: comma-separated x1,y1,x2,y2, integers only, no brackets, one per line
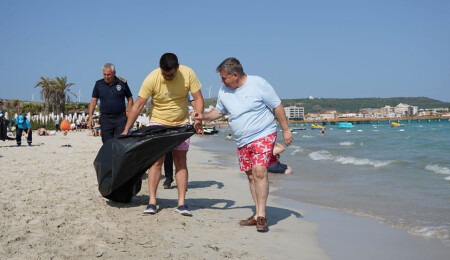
340,142,354,146
301,135,314,138
309,151,392,167
409,226,450,243
309,150,333,161
290,148,303,155
425,164,450,175
336,156,392,167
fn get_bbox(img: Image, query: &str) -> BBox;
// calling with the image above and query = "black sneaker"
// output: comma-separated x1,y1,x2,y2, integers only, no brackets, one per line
163,178,173,189
143,204,157,214
175,205,192,216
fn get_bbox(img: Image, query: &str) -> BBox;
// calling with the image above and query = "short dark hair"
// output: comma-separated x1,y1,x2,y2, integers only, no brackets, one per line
216,57,245,76
159,53,179,71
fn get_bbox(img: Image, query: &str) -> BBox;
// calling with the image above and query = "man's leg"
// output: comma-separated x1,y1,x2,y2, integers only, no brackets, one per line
99,117,114,143
26,129,32,145
251,165,269,218
147,156,165,205
16,128,23,146
245,170,258,216
113,115,127,137
163,151,174,189
173,150,188,206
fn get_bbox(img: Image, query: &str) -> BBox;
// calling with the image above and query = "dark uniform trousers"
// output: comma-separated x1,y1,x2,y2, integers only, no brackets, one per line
99,113,127,143
164,151,174,182
16,128,32,146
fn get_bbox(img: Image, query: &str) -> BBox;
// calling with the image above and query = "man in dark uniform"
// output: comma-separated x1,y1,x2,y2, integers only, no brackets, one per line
88,63,133,143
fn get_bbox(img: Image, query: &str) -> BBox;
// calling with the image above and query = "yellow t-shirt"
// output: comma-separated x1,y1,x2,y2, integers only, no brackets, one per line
138,65,202,125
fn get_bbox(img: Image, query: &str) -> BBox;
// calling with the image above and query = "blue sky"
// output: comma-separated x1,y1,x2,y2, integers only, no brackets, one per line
1,0,449,103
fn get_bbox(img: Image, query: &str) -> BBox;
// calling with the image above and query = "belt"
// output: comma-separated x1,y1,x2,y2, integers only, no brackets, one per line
100,112,125,119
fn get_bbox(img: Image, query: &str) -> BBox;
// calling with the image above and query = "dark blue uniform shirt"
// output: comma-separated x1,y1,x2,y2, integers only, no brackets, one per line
92,77,133,115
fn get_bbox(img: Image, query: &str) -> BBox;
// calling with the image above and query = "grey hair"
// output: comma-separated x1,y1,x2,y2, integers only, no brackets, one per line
103,63,116,73
216,57,245,76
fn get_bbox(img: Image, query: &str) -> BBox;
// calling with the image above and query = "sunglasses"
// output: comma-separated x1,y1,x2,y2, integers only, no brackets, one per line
161,71,176,78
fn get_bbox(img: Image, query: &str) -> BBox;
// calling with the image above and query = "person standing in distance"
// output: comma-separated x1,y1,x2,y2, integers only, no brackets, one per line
193,57,292,232
12,115,32,146
121,53,204,216
88,63,133,143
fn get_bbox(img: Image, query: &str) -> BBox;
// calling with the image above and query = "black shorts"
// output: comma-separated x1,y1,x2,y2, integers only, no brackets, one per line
267,162,288,173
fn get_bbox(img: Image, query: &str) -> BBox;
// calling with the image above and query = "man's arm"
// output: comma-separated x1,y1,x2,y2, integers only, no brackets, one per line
273,104,293,146
191,90,205,134
88,97,98,129
121,96,148,135
26,120,31,135
193,108,225,122
127,96,134,112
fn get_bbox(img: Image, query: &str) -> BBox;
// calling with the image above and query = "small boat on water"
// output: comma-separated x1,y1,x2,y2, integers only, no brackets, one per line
203,126,219,135
290,127,306,131
337,122,355,129
391,122,405,127
311,124,323,130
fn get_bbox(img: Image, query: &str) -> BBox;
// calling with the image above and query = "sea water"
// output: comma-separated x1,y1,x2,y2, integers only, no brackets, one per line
194,120,450,247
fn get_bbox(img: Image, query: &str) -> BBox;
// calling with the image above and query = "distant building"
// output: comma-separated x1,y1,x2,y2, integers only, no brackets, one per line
394,103,418,116
304,113,320,120
284,106,304,120
319,110,337,120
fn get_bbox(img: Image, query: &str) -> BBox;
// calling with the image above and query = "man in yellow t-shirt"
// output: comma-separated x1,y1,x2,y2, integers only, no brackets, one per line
122,53,204,216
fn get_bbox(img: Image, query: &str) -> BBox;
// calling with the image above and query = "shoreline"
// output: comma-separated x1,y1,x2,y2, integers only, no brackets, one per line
193,132,450,259
0,131,328,259
2,130,448,259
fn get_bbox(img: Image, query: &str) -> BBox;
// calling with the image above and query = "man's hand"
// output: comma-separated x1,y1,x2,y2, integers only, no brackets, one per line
88,118,93,129
192,112,204,135
282,130,293,146
191,112,203,121
194,120,203,135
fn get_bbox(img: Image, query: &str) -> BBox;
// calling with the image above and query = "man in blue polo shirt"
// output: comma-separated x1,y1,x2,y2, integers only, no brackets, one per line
88,63,133,143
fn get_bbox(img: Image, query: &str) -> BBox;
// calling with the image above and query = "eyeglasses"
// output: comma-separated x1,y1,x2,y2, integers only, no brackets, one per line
161,71,176,78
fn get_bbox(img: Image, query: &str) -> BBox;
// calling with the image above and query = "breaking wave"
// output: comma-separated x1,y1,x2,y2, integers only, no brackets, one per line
309,150,392,167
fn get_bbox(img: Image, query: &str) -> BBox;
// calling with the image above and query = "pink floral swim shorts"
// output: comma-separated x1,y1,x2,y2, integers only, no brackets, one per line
237,132,277,172
148,122,190,151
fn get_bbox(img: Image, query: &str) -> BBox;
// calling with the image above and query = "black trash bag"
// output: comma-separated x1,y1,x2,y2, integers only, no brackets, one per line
0,116,10,141
93,124,196,203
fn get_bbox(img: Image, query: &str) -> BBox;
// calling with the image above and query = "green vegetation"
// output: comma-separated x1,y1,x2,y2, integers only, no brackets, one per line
284,97,450,113
204,97,449,113
30,118,56,131
34,76,76,115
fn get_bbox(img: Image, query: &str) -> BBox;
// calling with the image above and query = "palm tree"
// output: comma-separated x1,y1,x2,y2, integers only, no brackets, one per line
11,99,20,115
34,77,52,115
53,76,76,115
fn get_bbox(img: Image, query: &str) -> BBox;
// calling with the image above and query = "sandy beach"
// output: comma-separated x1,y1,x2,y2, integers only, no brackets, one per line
0,131,328,259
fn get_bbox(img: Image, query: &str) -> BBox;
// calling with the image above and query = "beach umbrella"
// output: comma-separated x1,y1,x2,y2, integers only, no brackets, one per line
93,124,195,203
60,120,72,131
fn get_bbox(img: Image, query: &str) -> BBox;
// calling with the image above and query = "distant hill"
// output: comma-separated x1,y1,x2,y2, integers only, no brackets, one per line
204,97,450,114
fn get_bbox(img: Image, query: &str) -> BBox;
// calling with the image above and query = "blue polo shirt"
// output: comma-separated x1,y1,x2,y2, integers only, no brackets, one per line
13,116,31,129
92,77,133,115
